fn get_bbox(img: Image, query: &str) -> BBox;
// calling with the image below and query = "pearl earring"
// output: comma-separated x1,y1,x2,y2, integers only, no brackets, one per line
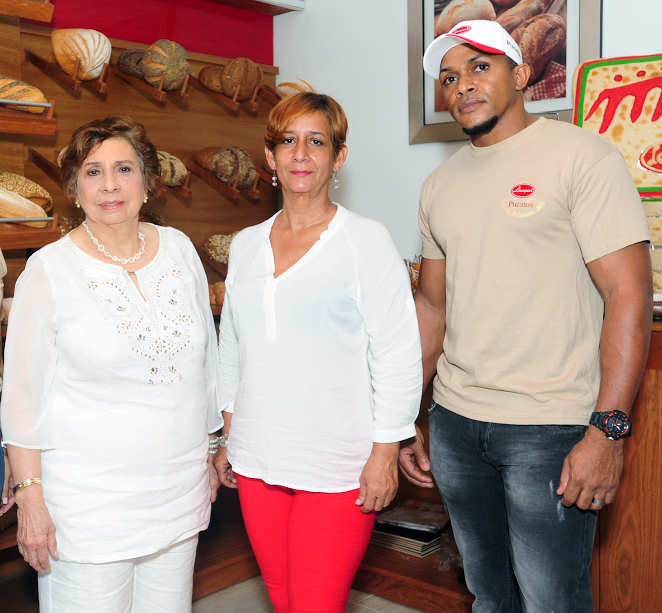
143,195,148,204
272,170,278,187
75,200,80,209
333,172,339,189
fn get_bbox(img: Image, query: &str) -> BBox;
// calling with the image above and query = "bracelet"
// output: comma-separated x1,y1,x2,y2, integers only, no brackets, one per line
13,478,42,495
208,437,221,455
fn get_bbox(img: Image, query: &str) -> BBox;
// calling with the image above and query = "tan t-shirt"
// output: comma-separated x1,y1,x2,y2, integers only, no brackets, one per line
419,118,650,425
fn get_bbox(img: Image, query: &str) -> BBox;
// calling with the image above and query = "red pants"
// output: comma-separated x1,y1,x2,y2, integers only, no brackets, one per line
236,474,376,613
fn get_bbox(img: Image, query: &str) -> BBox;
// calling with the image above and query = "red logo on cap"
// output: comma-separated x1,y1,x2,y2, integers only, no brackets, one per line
452,25,472,35
511,184,535,198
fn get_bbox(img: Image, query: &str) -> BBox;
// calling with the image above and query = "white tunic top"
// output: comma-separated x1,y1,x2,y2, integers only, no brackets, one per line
219,205,422,492
1,226,226,563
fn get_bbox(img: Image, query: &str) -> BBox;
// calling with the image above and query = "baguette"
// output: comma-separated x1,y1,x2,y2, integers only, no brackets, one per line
0,186,48,227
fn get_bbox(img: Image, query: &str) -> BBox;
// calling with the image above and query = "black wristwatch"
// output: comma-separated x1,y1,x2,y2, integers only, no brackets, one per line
589,410,632,441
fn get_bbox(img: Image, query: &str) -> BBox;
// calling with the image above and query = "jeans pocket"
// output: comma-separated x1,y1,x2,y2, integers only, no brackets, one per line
428,401,441,415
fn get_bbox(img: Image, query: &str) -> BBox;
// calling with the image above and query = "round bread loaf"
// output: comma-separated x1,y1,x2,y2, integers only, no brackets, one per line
196,146,221,172
204,232,238,266
118,48,146,78
0,172,52,212
276,78,315,99
51,29,111,80
0,76,47,114
497,0,553,34
227,146,256,189
491,0,519,6
435,0,496,37
198,65,224,92
142,40,190,90
512,14,566,83
157,151,187,187
212,149,240,185
220,58,263,101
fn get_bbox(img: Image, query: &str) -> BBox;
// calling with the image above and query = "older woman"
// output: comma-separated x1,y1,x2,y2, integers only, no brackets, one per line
214,93,422,612
0,115,226,613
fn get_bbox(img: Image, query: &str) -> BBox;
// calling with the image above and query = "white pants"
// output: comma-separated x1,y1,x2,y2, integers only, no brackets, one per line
38,534,199,613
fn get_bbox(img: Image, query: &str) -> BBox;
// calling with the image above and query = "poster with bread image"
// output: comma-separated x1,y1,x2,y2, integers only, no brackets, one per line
425,0,576,122
573,54,662,200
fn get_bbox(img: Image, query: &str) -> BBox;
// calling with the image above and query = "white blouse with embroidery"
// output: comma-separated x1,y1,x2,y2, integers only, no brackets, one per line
220,205,422,492
0,226,226,563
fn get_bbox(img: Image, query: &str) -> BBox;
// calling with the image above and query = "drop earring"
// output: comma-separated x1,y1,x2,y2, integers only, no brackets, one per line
143,195,148,204
272,170,278,187
75,200,80,209
333,172,339,189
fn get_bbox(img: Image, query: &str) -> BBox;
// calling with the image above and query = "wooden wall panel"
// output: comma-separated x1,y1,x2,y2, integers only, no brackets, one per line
597,367,662,612
6,29,279,294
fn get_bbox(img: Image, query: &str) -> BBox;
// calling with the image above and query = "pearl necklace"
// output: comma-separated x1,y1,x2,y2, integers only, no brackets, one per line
83,221,146,274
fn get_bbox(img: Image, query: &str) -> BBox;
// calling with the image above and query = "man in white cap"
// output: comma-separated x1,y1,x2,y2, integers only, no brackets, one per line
399,20,652,612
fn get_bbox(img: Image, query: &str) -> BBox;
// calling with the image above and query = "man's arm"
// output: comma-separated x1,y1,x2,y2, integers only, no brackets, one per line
398,257,446,488
557,241,652,510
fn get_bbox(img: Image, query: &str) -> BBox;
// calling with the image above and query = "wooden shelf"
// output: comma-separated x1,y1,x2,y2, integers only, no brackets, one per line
186,159,240,200
25,48,108,94
0,214,60,250
27,147,62,185
109,63,166,103
353,543,472,613
189,75,239,112
205,0,304,16
0,0,53,22
258,84,281,106
197,246,228,279
0,99,56,135
162,170,192,199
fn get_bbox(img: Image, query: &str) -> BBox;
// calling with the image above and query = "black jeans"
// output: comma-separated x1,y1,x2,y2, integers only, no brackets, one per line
428,403,596,613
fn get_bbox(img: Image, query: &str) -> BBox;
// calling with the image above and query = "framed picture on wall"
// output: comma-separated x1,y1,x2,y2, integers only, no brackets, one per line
408,0,603,143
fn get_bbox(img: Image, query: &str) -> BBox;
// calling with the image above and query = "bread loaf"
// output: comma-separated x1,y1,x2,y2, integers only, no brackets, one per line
276,78,315,99
157,151,187,187
0,186,48,227
51,29,111,80
435,0,496,37
0,76,47,113
491,0,519,6
512,14,566,83
220,58,263,101
226,147,256,189
198,65,224,92
117,48,145,78
204,232,238,266
0,173,52,212
497,0,553,33
196,146,221,172
142,40,190,90
212,149,240,185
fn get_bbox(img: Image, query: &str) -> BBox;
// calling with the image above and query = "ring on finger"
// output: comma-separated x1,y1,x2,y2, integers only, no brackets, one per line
591,498,605,507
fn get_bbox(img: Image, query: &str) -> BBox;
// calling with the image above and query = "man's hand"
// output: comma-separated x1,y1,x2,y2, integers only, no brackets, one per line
356,442,399,513
557,426,624,511
213,447,237,489
398,425,434,488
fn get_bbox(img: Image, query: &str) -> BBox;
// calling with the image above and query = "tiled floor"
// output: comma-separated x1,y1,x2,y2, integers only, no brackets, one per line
192,576,425,613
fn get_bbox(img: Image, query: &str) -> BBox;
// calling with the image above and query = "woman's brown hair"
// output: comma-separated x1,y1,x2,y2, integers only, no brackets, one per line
265,93,348,158
60,115,162,202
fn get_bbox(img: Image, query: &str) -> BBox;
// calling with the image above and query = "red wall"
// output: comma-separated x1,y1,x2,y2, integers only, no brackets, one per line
25,0,273,65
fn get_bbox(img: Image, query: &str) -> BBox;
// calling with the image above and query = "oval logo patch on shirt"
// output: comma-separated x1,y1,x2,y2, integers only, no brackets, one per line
511,183,535,198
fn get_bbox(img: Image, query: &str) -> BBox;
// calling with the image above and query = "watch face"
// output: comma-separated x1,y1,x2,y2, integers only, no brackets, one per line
604,411,631,439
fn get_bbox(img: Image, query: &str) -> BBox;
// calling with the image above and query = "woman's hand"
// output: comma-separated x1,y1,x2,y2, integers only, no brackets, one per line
207,452,221,503
356,442,400,514
1,449,16,515
213,447,237,489
15,486,58,573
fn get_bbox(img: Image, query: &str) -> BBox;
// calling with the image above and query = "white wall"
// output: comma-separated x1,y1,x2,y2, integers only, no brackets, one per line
274,0,662,258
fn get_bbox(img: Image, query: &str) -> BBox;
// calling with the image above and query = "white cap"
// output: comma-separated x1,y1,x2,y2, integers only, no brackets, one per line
423,20,523,79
